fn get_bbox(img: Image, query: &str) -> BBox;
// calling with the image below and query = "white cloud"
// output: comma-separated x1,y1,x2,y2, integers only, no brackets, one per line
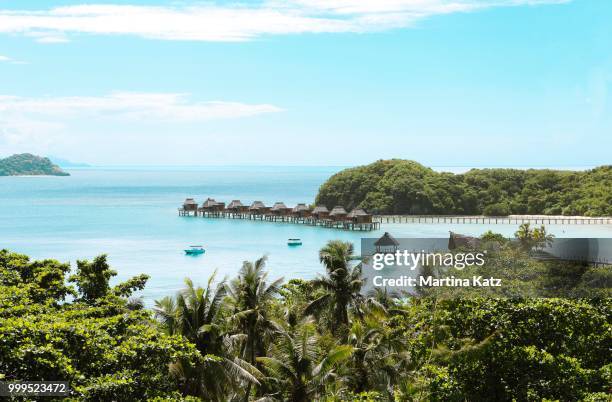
0,92,282,122
0,92,282,148
0,54,27,64
0,1,570,42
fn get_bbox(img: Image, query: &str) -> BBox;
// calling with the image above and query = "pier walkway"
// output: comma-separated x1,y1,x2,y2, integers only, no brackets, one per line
375,215,612,225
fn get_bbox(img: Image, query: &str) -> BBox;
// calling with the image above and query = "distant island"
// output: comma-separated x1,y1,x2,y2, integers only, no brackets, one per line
0,153,70,176
49,156,90,168
316,159,612,217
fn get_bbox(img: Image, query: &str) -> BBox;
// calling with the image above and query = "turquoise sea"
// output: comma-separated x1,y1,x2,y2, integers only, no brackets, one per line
2,167,611,304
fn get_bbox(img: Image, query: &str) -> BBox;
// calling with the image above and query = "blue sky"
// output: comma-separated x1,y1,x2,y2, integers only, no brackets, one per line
0,0,610,166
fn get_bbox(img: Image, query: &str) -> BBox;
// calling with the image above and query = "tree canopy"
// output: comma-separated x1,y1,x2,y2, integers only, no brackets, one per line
315,159,612,216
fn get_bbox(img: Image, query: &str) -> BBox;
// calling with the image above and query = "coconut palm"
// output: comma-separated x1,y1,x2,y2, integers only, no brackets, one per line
514,223,534,250
304,240,365,336
226,256,284,400
532,225,555,251
154,273,260,401
345,311,410,397
257,318,354,402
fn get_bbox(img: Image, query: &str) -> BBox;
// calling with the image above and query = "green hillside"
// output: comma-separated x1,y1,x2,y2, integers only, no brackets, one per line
315,160,612,216
0,153,70,176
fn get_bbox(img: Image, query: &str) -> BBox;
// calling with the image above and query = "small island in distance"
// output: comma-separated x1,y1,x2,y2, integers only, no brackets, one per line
0,153,70,176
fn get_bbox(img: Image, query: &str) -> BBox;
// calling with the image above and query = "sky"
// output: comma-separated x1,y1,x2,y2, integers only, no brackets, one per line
0,0,610,167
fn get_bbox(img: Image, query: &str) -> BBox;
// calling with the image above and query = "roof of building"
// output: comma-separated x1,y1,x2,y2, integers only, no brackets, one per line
347,208,369,218
227,200,244,209
329,206,348,216
201,198,218,208
249,201,267,210
448,232,481,250
292,203,310,212
183,198,197,205
271,202,289,211
374,232,400,246
312,205,329,214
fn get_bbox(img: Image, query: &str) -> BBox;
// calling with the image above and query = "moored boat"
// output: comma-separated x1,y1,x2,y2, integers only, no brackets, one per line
184,245,205,255
287,238,302,246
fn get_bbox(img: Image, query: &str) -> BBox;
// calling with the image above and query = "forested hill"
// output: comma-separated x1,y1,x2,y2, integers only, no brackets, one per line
0,153,69,176
315,160,612,216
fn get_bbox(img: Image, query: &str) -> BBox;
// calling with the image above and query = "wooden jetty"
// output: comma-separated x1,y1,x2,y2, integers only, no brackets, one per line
179,199,380,231
375,215,612,225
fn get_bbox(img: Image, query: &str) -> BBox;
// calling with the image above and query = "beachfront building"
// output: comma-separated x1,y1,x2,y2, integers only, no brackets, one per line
249,201,269,218
227,200,247,214
271,202,291,216
200,198,225,216
180,198,198,216
329,206,348,221
375,232,399,254
311,205,330,220
292,203,311,218
347,208,372,224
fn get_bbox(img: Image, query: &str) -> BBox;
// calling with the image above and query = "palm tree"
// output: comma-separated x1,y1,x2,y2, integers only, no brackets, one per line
257,318,354,402
514,223,534,250
532,225,555,251
154,273,260,400
226,256,283,400
305,240,364,336
345,311,410,397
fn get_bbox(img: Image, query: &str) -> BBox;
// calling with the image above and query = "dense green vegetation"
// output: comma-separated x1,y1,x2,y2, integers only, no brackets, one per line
315,160,612,216
1,232,610,401
0,153,69,176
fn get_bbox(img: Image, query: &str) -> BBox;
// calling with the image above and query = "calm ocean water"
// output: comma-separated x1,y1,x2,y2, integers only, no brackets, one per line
1,167,611,304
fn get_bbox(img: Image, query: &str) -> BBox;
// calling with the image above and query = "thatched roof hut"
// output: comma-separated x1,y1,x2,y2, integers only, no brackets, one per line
329,206,348,221
201,198,217,209
183,198,198,211
448,232,481,250
311,205,329,219
271,202,290,215
347,208,372,223
375,232,399,253
249,201,268,214
292,203,311,217
227,200,245,211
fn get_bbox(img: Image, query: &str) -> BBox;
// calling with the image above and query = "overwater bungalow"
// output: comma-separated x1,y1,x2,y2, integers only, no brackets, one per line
347,208,372,224
292,203,311,218
249,201,269,216
201,198,225,212
329,206,348,221
311,205,329,220
183,198,198,212
271,202,291,216
179,198,378,231
375,232,399,253
227,200,247,213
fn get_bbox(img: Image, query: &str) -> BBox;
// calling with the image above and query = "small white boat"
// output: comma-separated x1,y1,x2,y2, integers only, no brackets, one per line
184,245,205,255
287,238,302,246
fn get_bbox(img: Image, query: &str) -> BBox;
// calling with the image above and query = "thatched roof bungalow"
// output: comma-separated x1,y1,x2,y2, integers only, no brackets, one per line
183,198,198,211
448,232,481,250
227,200,247,212
375,232,399,253
311,205,329,219
347,208,372,223
200,198,225,212
292,203,311,218
329,206,348,221
249,201,269,215
271,202,291,216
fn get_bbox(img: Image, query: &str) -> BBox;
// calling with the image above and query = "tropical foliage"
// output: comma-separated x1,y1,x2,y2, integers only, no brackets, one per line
1,233,610,401
0,153,69,176
315,159,612,216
